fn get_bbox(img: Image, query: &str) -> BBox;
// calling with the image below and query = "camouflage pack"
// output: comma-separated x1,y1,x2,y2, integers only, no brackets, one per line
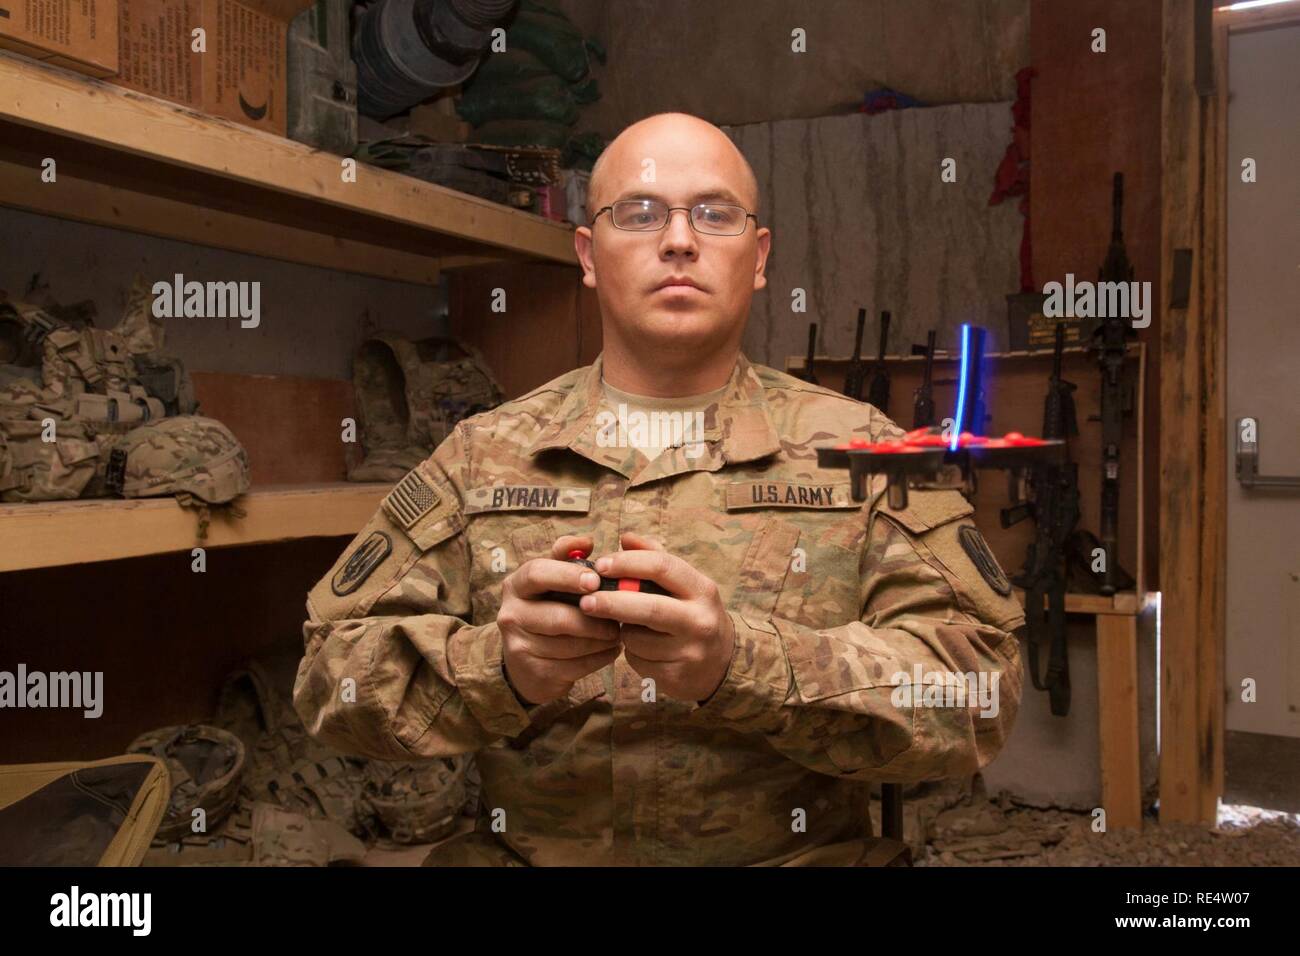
214,657,473,844
132,353,198,418
141,800,367,867
41,325,139,400
0,364,44,404
126,724,246,844
0,299,62,368
215,659,371,836
0,417,100,502
361,758,470,844
349,333,503,482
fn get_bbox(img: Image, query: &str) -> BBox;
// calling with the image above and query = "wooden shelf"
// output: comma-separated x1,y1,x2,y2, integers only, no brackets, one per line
1014,588,1142,616
787,341,1143,375
0,483,387,572
0,52,578,284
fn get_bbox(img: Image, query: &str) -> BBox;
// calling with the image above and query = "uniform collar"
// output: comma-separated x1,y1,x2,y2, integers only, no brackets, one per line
527,351,783,484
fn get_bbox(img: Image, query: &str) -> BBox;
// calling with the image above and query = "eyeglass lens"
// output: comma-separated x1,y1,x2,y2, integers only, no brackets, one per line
610,200,748,235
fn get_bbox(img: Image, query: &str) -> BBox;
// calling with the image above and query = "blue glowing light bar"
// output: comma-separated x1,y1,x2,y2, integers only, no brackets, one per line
950,323,971,451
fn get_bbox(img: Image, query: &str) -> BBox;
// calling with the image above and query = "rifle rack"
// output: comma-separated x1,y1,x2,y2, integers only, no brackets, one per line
790,341,1148,830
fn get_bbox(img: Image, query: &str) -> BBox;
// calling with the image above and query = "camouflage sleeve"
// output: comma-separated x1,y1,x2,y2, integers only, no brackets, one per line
689,488,1025,784
292,422,532,761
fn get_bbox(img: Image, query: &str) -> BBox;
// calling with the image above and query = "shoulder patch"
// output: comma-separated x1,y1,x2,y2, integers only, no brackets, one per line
376,466,464,552
383,469,440,529
330,531,393,596
958,526,1012,595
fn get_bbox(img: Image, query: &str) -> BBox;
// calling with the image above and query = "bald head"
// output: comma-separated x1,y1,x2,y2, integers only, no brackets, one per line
572,110,772,393
586,112,760,222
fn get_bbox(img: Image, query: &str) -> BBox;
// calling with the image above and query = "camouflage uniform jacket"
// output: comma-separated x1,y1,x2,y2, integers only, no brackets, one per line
294,352,1025,866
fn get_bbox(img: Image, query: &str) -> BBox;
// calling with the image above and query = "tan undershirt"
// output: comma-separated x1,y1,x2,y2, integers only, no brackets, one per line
600,377,730,462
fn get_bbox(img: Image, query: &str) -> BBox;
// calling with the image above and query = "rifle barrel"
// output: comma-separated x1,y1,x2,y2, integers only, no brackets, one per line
866,311,892,413
912,330,937,429
844,308,867,399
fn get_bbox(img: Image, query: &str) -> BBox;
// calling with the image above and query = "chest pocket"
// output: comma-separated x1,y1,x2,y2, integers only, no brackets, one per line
468,518,557,623
462,481,594,623
722,479,866,629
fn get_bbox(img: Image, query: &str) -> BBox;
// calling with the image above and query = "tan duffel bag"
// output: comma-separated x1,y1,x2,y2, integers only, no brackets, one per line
0,755,169,866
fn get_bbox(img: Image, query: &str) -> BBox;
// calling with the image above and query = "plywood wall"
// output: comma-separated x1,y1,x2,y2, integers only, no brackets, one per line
1030,0,1162,588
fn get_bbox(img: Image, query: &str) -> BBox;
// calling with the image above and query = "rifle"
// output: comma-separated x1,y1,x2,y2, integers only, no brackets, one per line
866,311,891,413
796,323,819,385
1091,172,1136,596
1001,322,1080,716
911,330,937,429
843,308,867,400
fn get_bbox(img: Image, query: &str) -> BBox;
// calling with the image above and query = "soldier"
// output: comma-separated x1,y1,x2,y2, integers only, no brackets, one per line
295,112,1025,866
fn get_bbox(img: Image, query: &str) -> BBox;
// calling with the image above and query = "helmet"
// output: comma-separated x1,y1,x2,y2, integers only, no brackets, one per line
112,415,250,503
126,724,246,843
361,757,469,843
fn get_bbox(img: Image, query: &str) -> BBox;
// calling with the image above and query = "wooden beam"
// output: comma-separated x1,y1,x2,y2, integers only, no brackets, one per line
1097,614,1143,829
0,483,387,571
0,52,578,266
1158,0,1225,825
0,158,449,285
1203,8,1230,828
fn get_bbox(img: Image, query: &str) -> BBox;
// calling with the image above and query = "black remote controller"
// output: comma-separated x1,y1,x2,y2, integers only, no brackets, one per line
541,549,670,606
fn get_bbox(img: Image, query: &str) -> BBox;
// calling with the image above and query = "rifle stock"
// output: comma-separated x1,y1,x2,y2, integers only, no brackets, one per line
912,330,937,428
866,311,891,413
1093,171,1136,596
843,308,867,400
1001,321,1080,716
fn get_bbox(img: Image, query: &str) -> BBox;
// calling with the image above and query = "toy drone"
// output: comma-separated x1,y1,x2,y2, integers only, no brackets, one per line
816,324,1066,507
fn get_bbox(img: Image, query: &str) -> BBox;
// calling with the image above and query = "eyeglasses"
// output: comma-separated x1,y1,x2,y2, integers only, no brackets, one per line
591,199,758,236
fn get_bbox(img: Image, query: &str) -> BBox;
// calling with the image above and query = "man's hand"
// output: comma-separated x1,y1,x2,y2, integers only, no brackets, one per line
581,531,736,702
498,535,620,706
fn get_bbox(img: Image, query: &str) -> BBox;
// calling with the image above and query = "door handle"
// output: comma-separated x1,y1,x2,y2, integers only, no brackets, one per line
1236,417,1300,489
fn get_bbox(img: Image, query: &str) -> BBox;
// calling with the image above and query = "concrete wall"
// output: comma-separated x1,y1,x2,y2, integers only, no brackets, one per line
554,0,1030,135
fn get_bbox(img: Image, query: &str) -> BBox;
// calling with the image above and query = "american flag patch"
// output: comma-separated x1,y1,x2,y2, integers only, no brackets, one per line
383,469,440,529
